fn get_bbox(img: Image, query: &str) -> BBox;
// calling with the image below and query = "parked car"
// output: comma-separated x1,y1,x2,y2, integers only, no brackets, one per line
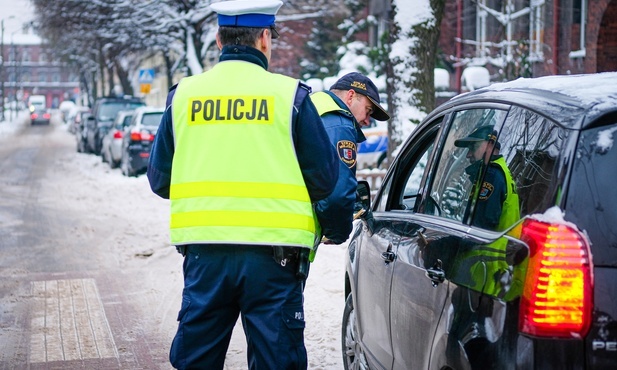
29,107,51,125
58,100,77,123
84,96,145,155
67,106,90,134
120,106,164,177
101,110,135,168
343,72,617,370
75,110,92,153
357,119,388,169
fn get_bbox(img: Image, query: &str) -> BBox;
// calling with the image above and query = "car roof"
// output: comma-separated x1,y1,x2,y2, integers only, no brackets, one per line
440,72,617,130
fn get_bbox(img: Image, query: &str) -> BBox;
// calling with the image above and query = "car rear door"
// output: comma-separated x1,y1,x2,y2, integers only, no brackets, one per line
566,122,617,368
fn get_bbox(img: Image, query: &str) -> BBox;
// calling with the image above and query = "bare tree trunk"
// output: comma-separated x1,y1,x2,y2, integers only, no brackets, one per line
114,60,134,96
386,0,446,160
98,51,106,98
164,52,174,91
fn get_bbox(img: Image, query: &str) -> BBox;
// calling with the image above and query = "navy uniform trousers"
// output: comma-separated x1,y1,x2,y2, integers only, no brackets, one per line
169,244,307,370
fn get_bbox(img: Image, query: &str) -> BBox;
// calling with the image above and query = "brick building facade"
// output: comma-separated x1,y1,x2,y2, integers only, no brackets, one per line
436,0,617,92
1,32,79,110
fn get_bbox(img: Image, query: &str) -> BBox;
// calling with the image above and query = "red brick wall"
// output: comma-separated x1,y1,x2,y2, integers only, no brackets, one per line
270,19,313,78
595,0,617,72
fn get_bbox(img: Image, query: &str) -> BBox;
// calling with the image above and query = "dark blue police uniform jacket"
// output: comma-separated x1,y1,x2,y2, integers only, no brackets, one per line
315,91,367,244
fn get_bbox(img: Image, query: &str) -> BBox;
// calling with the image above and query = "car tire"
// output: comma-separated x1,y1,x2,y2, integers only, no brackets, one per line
342,294,370,370
121,150,134,177
77,136,85,153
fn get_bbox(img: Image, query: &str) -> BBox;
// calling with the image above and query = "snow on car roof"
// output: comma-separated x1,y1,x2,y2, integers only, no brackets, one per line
443,72,617,129
485,72,617,114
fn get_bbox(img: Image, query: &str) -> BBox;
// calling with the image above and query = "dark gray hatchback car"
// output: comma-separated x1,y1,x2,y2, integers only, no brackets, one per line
344,72,617,369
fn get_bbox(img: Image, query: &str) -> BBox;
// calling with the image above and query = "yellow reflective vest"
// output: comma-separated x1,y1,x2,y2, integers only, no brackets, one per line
169,61,317,249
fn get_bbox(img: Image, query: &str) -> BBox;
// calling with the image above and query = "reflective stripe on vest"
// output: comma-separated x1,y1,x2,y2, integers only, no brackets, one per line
492,156,520,233
310,91,350,116
169,61,316,248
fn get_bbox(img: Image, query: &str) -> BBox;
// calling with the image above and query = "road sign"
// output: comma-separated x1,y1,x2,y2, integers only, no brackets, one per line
138,69,155,83
140,83,152,94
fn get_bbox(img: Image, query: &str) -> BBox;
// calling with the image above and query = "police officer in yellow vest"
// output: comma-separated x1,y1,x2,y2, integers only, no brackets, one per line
147,1,341,368
310,73,390,248
453,125,520,297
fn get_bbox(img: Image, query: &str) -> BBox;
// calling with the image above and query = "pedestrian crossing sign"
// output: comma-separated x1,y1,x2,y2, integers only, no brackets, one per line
138,69,155,83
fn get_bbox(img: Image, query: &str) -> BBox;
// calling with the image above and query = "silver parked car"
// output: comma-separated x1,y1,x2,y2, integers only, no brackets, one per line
101,110,134,168
120,106,164,177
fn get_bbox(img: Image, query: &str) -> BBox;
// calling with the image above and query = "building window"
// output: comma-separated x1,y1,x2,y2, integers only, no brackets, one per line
569,0,586,58
22,50,30,63
39,73,47,83
462,0,545,67
39,53,47,63
22,72,31,82
52,73,61,83
529,0,545,62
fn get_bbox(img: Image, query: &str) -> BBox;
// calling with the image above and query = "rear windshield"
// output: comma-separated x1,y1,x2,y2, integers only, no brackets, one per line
566,123,617,266
141,112,163,127
98,102,145,121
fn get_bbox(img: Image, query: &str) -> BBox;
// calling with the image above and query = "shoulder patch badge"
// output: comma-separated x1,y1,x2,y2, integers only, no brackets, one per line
337,140,357,168
479,181,494,200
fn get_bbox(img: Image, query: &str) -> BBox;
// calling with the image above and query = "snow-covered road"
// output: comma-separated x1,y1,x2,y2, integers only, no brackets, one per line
0,112,346,369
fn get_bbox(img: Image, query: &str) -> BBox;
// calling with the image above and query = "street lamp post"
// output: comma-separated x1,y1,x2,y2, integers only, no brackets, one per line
1,19,5,122
1,16,16,122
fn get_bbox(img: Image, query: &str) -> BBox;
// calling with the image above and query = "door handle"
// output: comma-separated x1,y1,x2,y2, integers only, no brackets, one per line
425,259,445,287
381,251,396,264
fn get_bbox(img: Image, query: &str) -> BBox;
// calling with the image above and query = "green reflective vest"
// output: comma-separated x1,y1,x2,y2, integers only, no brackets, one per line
169,61,317,249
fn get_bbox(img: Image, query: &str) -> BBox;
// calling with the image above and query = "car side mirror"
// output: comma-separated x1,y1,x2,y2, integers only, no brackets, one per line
355,180,371,218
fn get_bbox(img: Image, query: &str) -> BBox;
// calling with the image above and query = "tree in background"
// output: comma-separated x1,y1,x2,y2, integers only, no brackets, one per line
300,16,345,80
386,0,445,154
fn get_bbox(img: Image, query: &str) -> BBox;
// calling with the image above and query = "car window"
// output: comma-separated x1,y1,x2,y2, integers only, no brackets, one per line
566,123,617,265
98,102,144,121
496,106,567,219
122,115,133,127
373,119,441,213
425,108,508,224
141,112,164,127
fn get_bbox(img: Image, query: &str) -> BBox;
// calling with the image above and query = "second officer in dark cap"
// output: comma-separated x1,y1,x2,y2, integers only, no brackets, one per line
309,72,390,251
454,125,519,231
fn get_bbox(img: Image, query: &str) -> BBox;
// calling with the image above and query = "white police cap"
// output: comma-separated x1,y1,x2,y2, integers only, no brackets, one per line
211,0,283,28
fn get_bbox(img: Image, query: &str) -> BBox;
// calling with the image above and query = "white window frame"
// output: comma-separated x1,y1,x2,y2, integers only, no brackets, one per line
467,0,546,65
569,0,587,59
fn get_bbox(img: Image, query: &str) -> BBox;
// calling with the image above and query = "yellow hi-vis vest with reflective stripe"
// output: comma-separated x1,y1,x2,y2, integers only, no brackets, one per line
310,91,351,116
169,61,317,249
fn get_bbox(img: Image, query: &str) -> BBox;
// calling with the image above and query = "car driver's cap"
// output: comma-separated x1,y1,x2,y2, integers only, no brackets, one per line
330,72,390,121
210,0,283,28
454,125,499,148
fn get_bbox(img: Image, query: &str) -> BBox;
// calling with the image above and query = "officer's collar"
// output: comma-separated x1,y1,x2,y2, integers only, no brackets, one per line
219,45,268,70
324,91,366,143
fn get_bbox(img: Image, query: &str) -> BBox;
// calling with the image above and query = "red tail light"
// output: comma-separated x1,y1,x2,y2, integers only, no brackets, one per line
519,219,593,338
113,130,123,139
130,131,155,142
43,113,51,119
31,113,39,119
